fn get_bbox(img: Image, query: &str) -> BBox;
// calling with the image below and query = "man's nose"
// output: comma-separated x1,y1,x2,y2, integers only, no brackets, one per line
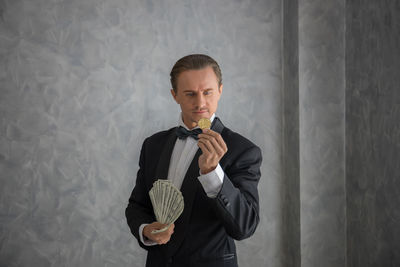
195,94,206,107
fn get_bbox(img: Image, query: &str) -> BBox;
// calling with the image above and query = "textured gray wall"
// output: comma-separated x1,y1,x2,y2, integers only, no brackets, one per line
298,0,346,266
346,1,400,266
281,0,300,266
2,0,399,267
0,0,282,266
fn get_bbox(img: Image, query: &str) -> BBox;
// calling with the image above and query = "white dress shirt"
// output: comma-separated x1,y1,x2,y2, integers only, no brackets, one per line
139,113,224,245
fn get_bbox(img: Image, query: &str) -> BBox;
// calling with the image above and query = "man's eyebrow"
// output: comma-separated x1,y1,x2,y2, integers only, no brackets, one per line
182,88,213,92
200,88,214,92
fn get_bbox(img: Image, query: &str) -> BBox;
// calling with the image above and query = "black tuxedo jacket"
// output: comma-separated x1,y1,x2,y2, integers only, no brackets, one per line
125,118,262,267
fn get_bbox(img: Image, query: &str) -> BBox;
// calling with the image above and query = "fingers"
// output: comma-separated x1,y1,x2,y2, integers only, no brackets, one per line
153,227,173,244
144,222,175,245
205,129,227,150
166,223,175,235
197,130,227,174
197,139,211,154
198,138,224,160
155,231,172,244
199,129,227,149
198,129,227,155
199,137,225,156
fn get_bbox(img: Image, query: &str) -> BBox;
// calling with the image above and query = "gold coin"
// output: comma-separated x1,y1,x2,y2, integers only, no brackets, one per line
198,118,211,129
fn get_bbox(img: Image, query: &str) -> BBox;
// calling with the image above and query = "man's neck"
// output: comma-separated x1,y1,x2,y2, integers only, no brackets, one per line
183,120,197,130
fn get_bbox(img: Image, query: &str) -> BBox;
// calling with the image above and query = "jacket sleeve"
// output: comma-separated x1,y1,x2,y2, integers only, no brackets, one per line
125,139,155,250
210,145,262,240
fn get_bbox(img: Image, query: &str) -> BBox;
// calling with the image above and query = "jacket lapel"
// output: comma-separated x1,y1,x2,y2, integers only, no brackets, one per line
155,128,178,181
211,117,224,135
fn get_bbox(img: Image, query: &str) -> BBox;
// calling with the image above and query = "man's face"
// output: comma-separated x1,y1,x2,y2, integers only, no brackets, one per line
171,66,223,129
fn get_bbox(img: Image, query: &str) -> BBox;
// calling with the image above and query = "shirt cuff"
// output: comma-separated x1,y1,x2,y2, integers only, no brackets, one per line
197,164,224,198
139,224,157,246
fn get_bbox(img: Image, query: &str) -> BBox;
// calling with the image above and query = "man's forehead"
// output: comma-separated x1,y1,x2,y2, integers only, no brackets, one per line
178,67,216,80
177,68,218,89
178,80,218,91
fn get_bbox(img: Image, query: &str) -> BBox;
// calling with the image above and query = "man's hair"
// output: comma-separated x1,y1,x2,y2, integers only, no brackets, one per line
170,54,222,94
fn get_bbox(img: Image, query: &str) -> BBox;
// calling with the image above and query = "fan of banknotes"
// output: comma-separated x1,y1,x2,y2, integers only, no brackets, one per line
149,179,184,234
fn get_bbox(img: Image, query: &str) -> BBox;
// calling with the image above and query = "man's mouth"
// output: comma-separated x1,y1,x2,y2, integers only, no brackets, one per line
193,110,208,114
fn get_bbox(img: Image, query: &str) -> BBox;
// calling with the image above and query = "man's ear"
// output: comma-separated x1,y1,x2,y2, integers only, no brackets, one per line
171,89,178,103
218,84,223,94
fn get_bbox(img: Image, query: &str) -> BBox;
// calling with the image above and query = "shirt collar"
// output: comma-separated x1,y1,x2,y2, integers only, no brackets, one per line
178,113,216,130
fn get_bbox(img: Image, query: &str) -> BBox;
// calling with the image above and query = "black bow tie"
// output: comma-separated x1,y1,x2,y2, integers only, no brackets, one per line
176,126,202,140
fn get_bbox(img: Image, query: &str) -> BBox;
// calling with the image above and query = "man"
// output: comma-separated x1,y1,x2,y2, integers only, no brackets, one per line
126,54,262,267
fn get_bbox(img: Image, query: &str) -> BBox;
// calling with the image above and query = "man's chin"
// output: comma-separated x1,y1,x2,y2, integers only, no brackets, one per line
192,112,209,119
192,117,208,124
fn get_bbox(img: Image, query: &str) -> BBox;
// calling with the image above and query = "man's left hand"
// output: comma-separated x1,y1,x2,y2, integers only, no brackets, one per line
197,129,228,174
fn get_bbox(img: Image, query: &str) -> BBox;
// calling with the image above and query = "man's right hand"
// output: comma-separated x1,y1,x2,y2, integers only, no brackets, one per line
143,222,175,245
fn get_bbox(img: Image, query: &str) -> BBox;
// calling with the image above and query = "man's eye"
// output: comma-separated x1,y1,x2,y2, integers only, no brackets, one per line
186,93,195,96
204,91,212,95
